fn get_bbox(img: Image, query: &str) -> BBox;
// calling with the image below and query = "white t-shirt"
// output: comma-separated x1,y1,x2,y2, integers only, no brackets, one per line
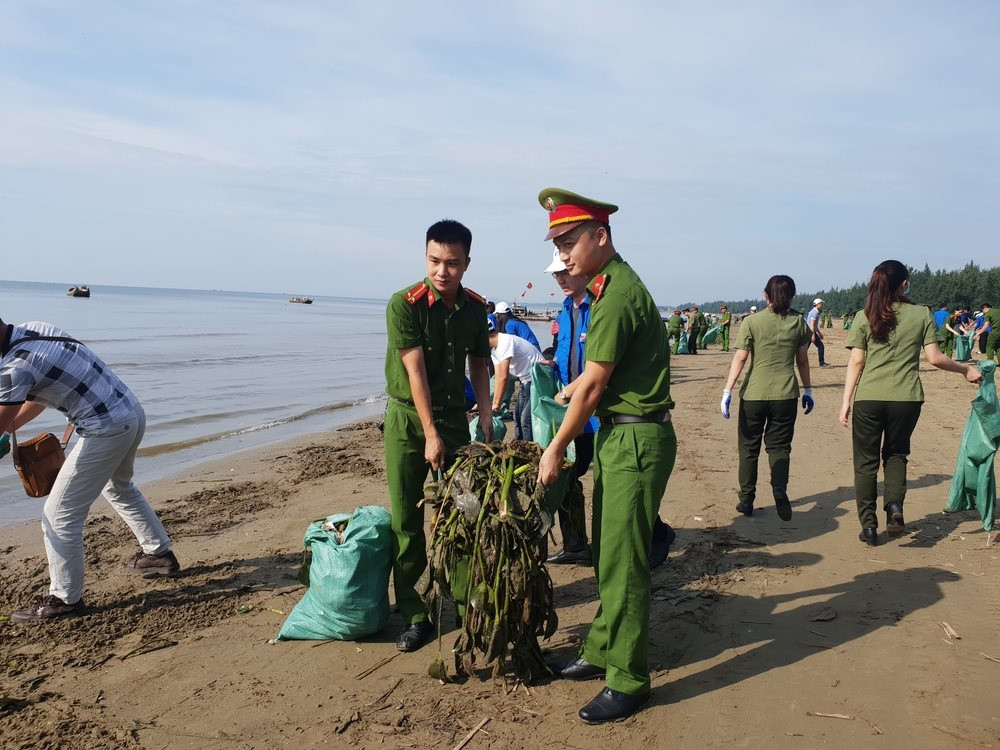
491,333,543,385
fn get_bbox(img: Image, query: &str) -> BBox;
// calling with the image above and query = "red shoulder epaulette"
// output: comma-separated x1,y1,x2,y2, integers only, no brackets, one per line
591,274,608,303
405,281,431,306
465,288,486,305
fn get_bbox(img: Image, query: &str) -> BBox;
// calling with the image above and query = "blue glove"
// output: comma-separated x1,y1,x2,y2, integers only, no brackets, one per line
0,433,10,460
802,387,814,415
721,389,732,419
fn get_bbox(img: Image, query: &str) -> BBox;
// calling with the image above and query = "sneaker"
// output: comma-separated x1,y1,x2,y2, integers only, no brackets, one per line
11,595,84,622
127,549,180,576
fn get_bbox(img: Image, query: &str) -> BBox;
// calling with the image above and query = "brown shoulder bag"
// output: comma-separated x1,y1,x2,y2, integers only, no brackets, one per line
11,424,76,498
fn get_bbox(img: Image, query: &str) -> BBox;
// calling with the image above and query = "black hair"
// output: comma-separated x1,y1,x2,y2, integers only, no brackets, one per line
764,275,796,315
864,259,910,342
426,219,472,256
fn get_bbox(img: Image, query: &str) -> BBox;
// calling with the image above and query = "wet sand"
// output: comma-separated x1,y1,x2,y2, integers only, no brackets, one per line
1,325,997,749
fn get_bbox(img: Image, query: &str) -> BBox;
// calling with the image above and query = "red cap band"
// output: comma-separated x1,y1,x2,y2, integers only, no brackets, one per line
547,203,611,231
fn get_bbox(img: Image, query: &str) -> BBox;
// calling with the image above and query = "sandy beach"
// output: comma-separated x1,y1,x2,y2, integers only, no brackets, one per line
1,324,997,749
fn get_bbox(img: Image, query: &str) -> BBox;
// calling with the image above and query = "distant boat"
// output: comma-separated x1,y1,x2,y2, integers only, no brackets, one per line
289,296,313,304
67,285,90,298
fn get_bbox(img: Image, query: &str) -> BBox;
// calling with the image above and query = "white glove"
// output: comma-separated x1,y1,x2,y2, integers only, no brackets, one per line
721,389,732,419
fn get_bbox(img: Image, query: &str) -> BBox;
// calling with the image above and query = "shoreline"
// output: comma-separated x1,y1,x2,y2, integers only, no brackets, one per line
1,327,997,749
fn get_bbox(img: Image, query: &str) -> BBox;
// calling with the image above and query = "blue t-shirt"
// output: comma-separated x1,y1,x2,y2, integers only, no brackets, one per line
503,319,541,350
933,309,949,328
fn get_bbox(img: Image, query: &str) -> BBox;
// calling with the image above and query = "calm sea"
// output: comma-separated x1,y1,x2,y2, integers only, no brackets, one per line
0,281,390,526
0,281,556,527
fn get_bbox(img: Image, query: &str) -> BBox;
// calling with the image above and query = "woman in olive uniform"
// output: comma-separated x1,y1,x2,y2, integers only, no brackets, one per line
840,260,980,546
721,276,813,521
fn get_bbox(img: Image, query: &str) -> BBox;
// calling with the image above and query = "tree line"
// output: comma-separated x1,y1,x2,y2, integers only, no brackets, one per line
673,261,1000,317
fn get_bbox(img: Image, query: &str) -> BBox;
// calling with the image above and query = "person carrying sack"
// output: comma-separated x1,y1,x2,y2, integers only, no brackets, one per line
0,319,180,622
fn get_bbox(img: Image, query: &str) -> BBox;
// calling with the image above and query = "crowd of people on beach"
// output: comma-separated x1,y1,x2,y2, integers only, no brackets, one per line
1,186,996,727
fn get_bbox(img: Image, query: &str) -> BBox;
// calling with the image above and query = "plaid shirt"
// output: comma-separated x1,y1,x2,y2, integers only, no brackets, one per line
0,322,140,435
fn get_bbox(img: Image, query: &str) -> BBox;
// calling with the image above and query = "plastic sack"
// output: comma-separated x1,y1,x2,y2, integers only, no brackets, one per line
277,505,393,640
469,414,507,442
701,326,721,345
491,375,515,420
944,360,998,531
677,332,690,354
529,363,583,460
953,330,975,362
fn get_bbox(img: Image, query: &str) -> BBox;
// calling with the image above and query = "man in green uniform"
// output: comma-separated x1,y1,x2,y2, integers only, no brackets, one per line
979,303,1000,362
687,306,704,354
536,188,676,724
719,305,732,352
384,220,493,652
666,309,683,354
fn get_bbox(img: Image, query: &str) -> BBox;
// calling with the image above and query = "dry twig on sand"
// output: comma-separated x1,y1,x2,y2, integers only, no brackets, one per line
354,652,399,679
453,717,491,750
806,711,854,720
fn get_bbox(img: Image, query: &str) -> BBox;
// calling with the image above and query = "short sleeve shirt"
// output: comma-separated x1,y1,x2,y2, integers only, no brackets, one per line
490,333,543,384
583,253,673,416
735,309,810,400
384,280,489,410
984,309,1000,330
0,322,140,435
805,307,821,331
846,303,937,401
719,312,731,328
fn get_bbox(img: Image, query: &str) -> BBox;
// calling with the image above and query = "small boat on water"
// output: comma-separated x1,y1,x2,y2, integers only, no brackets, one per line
67,285,90,298
289,296,313,304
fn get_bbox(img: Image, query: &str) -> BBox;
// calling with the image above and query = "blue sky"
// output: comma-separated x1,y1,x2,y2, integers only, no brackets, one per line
2,1,999,305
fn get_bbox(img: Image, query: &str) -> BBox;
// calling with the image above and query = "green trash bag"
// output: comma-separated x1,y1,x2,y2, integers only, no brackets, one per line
677,332,690,354
944,360,998,531
277,505,393,640
701,326,721,345
953,330,975,362
491,375,514,420
528,363,575,460
469,414,507,442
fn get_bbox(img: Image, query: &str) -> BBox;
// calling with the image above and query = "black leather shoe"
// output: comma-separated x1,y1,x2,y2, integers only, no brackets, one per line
773,487,792,521
546,547,592,565
648,518,675,569
579,687,650,724
395,620,435,652
885,503,905,537
858,528,878,546
736,500,754,516
557,657,606,681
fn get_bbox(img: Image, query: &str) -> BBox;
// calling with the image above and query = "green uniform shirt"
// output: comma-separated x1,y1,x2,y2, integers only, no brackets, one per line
384,279,489,410
735,308,810,400
583,253,673,416
846,303,937,401
666,314,682,332
689,312,705,331
984,309,1000,329
719,312,731,328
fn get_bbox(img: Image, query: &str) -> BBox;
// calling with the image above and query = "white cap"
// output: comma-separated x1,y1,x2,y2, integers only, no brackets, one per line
750,305,758,312
813,298,823,305
544,248,567,274
494,301,511,313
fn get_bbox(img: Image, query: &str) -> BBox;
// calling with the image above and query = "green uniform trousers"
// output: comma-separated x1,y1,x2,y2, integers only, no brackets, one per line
737,399,797,504
987,331,1000,362
941,333,955,358
580,421,676,695
721,326,730,352
851,400,922,529
668,328,681,355
384,399,470,624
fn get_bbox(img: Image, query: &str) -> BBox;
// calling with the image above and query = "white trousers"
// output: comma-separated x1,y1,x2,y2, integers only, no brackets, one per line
41,407,171,603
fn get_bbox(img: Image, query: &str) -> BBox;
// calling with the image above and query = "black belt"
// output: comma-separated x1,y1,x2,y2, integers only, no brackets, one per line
599,411,671,427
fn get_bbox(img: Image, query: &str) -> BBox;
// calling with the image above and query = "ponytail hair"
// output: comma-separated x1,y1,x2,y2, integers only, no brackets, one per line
864,259,910,342
764,275,796,315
